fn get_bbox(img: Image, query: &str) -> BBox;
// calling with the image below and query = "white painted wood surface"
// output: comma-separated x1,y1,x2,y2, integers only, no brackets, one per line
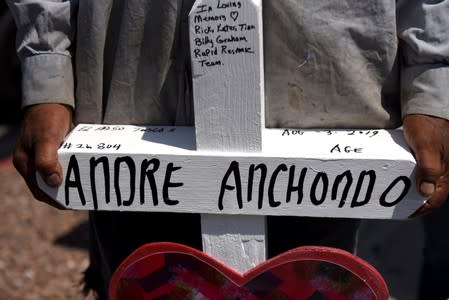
188,0,266,271
35,0,427,274
38,124,425,220
190,0,264,152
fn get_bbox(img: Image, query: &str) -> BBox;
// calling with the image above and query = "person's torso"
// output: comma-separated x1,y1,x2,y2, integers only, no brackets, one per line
74,0,401,129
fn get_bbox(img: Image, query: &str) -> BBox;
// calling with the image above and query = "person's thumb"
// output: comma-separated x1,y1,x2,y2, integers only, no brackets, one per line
410,148,449,217
415,148,441,196
34,139,64,187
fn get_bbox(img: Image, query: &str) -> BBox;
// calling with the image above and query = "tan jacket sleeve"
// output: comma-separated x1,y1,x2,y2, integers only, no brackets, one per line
6,0,77,108
398,0,449,120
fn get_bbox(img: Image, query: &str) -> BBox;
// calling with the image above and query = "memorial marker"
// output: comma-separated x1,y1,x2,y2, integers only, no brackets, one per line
189,0,266,270
38,0,426,273
44,124,424,219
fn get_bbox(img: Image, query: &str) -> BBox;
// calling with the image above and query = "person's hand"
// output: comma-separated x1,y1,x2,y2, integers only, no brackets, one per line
14,103,72,209
403,114,449,218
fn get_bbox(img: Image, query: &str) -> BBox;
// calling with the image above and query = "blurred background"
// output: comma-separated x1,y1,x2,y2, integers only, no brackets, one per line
0,2,92,299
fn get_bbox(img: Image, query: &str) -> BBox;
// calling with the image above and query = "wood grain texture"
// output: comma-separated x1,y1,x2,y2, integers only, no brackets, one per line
189,0,264,152
189,0,266,271
38,124,425,220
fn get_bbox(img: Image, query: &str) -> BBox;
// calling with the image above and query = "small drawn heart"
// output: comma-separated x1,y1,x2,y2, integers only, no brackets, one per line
230,11,239,21
109,242,389,299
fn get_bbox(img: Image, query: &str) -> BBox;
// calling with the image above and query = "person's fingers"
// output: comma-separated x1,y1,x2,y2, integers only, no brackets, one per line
12,103,72,208
408,153,440,218
404,114,449,218
414,147,443,197
13,136,65,209
410,168,449,218
27,160,66,209
410,182,449,218
12,138,30,182
21,103,72,188
34,138,64,187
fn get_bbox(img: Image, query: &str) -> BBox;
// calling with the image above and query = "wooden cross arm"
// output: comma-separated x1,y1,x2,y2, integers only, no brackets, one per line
38,124,425,220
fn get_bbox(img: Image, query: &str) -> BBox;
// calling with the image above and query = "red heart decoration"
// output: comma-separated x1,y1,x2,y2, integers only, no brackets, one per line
109,242,388,300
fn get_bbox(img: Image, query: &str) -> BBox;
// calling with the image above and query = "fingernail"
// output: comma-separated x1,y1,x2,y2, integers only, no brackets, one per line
420,181,435,197
409,202,431,219
45,173,61,187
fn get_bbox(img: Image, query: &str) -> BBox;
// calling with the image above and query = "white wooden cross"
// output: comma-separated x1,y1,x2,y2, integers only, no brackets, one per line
38,0,426,272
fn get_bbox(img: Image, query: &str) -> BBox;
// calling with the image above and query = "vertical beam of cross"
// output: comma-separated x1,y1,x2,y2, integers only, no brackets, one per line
189,0,266,271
